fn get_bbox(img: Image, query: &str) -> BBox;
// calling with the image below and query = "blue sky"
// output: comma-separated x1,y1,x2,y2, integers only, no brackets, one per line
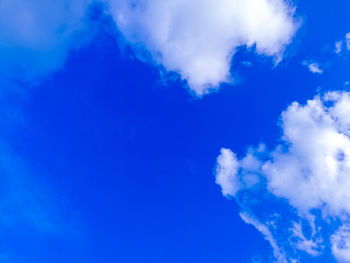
1,1,350,262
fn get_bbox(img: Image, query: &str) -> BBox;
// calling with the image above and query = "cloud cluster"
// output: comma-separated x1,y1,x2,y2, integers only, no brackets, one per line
109,0,297,95
216,91,350,262
0,0,92,87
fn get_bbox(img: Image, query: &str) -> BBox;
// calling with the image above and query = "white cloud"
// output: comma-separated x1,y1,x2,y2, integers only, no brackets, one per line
335,41,343,54
346,33,350,51
334,33,350,55
264,93,350,216
0,0,92,86
108,0,297,95
302,60,323,74
216,91,350,261
216,149,241,196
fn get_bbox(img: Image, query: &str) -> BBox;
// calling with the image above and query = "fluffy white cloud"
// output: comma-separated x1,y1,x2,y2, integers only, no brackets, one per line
0,0,92,86
216,91,350,262
216,149,241,196
108,0,297,95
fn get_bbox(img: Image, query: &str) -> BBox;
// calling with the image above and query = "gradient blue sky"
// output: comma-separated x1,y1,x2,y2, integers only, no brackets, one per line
1,1,350,262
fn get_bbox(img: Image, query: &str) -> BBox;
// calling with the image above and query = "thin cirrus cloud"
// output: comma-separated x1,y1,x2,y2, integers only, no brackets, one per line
108,0,298,95
0,142,60,233
0,0,92,88
216,91,350,262
0,0,94,235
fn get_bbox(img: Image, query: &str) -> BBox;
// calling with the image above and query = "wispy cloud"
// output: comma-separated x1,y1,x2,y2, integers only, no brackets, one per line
0,0,94,89
0,142,58,232
240,212,288,263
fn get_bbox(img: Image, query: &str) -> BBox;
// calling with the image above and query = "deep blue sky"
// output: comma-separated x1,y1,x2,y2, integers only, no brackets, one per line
1,1,350,262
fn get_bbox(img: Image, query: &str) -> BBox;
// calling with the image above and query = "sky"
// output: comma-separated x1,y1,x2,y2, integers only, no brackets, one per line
1,0,350,262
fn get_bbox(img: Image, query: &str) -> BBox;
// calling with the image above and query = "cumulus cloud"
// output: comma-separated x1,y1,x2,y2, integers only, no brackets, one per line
108,0,297,95
216,91,350,262
0,0,92,87
302,60,323,74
